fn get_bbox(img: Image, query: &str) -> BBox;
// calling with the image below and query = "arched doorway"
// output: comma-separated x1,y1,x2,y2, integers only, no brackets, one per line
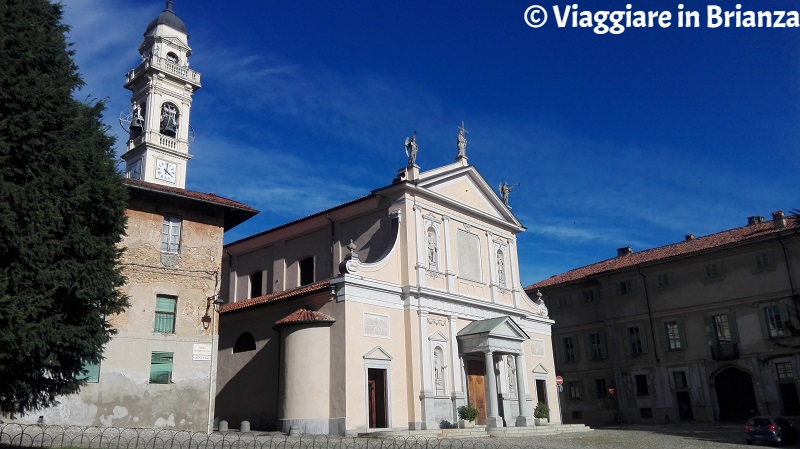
715,367,757,420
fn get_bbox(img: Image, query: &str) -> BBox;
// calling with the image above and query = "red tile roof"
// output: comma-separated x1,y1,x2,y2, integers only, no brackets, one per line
219,279,332,314
124,178,256,211
274,308,335,327
525,215,799,290
123,178,258,230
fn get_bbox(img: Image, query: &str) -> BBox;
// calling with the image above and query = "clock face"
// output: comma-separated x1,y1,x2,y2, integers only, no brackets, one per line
129,159,142,180
155,159,177,183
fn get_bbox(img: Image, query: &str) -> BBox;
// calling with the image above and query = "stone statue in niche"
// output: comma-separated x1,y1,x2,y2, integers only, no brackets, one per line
497,250,506,287
507,356,517,394
433,348,446,395
427,227,438,271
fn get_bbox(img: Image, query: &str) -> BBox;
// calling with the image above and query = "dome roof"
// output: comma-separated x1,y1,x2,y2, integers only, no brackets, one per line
145,1,187,35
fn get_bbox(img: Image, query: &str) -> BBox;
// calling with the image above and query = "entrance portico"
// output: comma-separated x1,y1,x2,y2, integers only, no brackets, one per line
457,316,534,427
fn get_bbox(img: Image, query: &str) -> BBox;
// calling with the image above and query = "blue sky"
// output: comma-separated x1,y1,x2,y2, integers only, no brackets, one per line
61,0,799,285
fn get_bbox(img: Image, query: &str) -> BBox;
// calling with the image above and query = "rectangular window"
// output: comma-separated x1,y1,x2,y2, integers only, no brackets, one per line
594,378,607,399
618,280,633,295
713,314,732,343
558,295,570,307
705,263,720,279
149,351,173,384
755,253,770,270
161,216,182,253
567,381,581,400
583,290,597,303
572,410,583,419
657,273,671,287
78,360,100,383
776,362,794,380
628,327,643,355
673,371,688,389
154,295,177,333
563,337,576,362
589,333,605,360
249,271,263,298
764,306,786,338
635,374,649,396
299,257,314,285
640,408,653,418
665,321,683,350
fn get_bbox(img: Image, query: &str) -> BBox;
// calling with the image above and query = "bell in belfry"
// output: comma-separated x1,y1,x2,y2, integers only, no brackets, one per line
160,103,178,137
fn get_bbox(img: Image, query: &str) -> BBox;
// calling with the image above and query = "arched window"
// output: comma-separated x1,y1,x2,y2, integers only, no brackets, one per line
299,257,314,285
233,332,256,353
166,52,179,64
160,102,179,137
426,227,438,271
249,271,263,298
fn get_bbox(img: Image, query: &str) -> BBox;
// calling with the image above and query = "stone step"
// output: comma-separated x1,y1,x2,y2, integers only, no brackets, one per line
358,423,592,439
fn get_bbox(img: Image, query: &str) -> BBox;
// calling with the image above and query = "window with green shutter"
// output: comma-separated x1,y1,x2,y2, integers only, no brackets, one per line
78,360,100,383
150,351,173,384
154,295,177,333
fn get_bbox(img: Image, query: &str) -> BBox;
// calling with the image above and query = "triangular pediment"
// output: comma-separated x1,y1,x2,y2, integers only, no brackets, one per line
532,363,549,374
416,164,523,230
429,331,448,342
363,346,393,361
457,316,529,341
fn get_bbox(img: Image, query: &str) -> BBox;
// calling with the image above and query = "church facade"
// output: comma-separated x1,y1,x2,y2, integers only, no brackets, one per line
216,149,558,434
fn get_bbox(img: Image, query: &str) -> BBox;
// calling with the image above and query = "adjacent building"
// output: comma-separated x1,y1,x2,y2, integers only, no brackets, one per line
12,3,257,431
525,212,800,426
215,150,558,435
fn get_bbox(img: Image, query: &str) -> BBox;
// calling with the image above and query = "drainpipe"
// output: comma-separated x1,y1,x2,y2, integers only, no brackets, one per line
637,266,660,365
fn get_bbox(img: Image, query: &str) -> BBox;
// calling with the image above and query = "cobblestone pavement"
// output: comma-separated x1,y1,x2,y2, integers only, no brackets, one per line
493,423,778,449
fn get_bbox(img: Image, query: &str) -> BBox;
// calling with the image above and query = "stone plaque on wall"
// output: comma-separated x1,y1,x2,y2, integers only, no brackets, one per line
364,313,389,338
457,230,481,281
532,339,545,357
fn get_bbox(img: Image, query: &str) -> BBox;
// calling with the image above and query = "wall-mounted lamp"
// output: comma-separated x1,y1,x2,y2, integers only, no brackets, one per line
202,295,225,329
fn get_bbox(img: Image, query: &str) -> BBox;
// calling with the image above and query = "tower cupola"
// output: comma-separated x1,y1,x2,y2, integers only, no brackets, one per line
120,1,200,189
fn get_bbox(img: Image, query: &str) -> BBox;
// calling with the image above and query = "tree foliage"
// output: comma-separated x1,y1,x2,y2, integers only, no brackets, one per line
0,0,128,415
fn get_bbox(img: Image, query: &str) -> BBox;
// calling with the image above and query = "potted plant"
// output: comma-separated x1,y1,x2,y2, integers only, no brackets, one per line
457,405,479,428
534,402,550,425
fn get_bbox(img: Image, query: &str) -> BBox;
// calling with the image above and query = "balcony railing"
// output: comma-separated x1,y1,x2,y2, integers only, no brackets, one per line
125,55,201,87
711,342,739,361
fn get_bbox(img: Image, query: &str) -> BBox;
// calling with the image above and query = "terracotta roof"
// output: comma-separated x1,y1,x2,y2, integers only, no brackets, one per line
123,178,258,230
525,215,799,290
274,308,335,327
219,279,332,314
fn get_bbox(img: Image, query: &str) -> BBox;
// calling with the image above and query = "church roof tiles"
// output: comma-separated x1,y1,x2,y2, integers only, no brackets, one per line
219,279,332,314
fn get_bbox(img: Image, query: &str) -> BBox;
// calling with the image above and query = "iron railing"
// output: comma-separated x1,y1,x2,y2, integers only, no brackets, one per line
0,423,549,449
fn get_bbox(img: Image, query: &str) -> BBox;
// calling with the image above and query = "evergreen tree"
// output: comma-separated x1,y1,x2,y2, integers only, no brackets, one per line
0,0,128,415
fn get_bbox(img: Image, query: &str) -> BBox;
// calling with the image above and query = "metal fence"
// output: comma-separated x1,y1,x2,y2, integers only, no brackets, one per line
0,424,536,449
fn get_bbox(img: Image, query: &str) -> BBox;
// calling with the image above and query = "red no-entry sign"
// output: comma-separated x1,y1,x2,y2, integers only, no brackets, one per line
555,375,563,386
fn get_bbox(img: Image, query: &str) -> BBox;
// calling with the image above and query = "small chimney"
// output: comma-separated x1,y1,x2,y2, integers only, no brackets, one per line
747,216,765,225
617,246,633,257
773,210,787,229
685,234,695,241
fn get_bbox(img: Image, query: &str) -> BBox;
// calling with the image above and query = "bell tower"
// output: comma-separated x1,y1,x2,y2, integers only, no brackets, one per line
121,1,200,189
